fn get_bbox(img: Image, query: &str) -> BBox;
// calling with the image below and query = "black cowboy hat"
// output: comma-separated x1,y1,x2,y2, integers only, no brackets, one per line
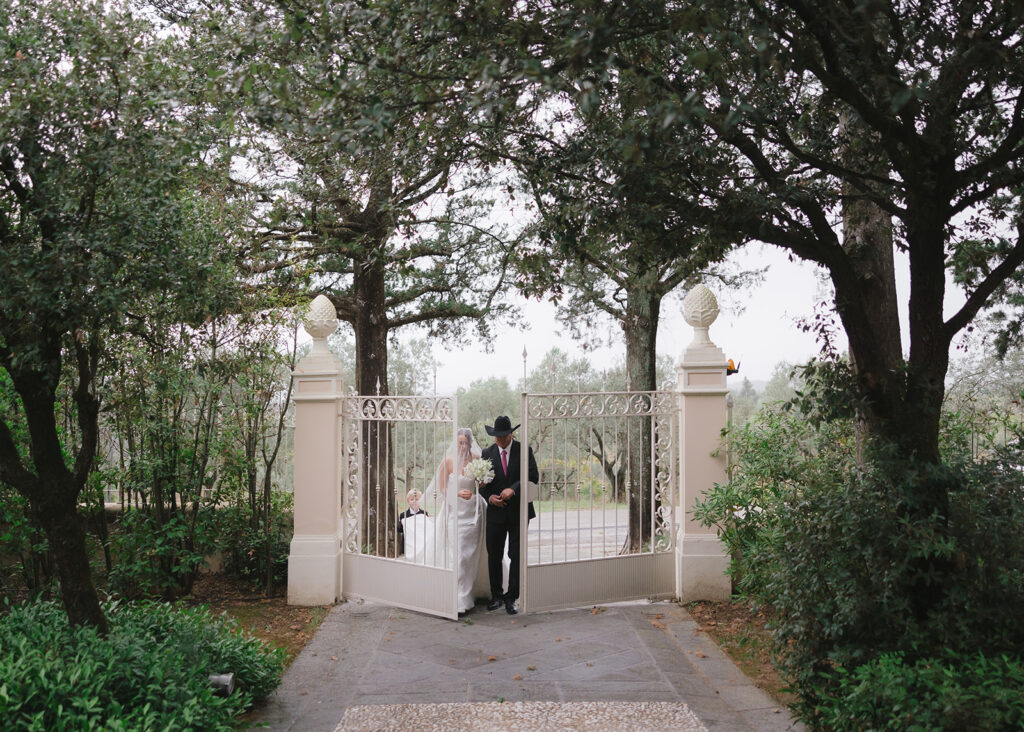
485,415,520,436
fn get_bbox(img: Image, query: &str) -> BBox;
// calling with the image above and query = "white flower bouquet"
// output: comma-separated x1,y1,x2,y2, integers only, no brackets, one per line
465,457,494,485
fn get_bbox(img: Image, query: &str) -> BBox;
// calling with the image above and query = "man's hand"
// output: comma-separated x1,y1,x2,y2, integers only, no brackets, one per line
489,494,506,507
499,487,515,501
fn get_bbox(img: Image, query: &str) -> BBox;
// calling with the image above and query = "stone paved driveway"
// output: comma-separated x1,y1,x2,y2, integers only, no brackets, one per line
253,600,804,731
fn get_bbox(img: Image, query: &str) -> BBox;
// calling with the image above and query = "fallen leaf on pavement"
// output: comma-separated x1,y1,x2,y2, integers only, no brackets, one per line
513,674,522,680
650,620,666,629
488,656,497,662
695,651,708,658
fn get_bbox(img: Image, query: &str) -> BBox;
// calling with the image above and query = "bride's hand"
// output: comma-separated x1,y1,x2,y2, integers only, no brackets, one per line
457,489,473,500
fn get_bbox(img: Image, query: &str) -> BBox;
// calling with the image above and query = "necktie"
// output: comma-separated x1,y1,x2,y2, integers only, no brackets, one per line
501,449,508,475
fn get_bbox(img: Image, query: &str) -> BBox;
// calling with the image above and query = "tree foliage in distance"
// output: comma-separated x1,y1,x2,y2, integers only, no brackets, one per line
0,0,234,629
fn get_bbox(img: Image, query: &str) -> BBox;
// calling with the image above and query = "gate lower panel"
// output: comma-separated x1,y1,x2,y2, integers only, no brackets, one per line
344,554,457,619
524,553,675,613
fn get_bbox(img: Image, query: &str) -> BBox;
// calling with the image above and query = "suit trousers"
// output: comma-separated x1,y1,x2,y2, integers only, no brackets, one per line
486,521,520,601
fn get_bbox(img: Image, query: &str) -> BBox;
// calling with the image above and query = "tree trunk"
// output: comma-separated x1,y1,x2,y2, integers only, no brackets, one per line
621,286,660,552
836,119,954,621
352,242,396,554
353,253,390,398
839,109,902,462
8,368,108,632
35,488,107,632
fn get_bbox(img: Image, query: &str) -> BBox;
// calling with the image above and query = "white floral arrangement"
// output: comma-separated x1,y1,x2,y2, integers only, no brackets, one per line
464,458,494,485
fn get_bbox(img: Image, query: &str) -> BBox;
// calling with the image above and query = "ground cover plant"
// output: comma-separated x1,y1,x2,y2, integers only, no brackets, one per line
0,598,286,731
697,390,1024,729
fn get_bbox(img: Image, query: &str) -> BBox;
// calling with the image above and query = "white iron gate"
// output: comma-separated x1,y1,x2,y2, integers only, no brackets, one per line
340,395,460,619
519,391,678,612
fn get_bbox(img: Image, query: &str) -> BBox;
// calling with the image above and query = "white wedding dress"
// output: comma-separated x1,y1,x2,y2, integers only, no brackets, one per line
402,474,485,614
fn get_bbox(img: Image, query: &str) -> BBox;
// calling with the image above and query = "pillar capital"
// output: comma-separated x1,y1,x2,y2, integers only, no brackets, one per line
296,294,344,374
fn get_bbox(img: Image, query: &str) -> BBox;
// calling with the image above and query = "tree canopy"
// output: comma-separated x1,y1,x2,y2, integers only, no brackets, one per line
219,0,520,396
0,0,235,629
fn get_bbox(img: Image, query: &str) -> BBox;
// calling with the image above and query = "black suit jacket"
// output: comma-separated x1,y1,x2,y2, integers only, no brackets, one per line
479,440,539,525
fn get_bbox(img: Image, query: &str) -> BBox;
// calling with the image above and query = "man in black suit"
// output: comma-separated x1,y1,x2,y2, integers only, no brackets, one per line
479,416,539,615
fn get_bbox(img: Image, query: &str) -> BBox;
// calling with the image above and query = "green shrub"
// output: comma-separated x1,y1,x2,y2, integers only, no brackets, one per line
698,402,1024,728
0,598,286,731
215,492,293,590
815,652,1024,731
693,409,856,597
761,451,1024,724
108,510,217,600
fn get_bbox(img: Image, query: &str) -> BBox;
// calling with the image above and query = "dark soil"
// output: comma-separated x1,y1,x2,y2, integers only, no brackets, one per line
686,599,795,707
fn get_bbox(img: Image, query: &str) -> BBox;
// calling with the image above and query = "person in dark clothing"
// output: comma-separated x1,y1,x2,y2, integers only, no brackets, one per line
478,416,538,615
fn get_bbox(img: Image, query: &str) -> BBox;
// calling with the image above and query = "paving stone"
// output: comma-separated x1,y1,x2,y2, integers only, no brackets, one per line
466,682,566,703
740,708,808,732
252,601,798,732
688,657,754,685
659,671,720,698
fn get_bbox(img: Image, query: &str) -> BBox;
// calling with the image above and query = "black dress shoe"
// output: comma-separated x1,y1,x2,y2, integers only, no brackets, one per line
505,600,518,615
487,597,503,611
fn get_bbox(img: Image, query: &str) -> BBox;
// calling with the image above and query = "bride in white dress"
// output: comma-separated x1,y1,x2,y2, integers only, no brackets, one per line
402,427,486,614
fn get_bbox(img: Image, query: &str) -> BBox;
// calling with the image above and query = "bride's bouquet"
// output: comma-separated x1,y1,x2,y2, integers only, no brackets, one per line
464,458,494,485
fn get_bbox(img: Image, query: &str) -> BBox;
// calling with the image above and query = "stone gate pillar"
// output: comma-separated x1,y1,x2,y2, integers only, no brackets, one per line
288,295,344,606
676,284,732,601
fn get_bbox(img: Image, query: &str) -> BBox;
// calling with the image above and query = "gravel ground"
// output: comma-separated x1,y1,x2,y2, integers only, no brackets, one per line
335,701,706,732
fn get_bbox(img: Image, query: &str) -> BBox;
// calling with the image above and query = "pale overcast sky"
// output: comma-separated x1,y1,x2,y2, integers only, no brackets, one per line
425,242,841,394
421,239,977,395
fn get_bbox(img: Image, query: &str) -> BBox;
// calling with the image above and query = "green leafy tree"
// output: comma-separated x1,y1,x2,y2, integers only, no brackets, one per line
510,36,740,396
687,1,1024,469
223,1,517,398
0,1,231,629
220,1,524,550
371,0,1024,488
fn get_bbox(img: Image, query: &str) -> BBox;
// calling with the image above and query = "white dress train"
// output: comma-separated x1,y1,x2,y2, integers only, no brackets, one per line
402,474,485,614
